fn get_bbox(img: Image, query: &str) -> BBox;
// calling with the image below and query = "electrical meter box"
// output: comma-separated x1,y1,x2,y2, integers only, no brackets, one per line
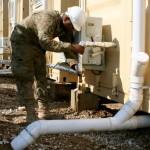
85,17,102,42
82,17,105,71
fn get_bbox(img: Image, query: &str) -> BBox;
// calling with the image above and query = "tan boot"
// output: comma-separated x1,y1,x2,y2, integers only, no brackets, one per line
38,102,64,120
25,104,38,123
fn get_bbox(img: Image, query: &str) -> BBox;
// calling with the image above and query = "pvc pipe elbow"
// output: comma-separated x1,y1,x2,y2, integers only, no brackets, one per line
11,121,41,150
114,100,143,124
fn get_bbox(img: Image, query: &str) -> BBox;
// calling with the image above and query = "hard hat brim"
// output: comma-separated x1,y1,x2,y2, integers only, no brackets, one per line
71,22,81,31
65,6,86,32
65,12,81,31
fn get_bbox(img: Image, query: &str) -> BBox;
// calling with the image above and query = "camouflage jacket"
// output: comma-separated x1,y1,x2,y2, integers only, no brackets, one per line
10,10,74,53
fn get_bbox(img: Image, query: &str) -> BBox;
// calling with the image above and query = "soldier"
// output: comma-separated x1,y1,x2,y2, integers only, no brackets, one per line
10,6,86,123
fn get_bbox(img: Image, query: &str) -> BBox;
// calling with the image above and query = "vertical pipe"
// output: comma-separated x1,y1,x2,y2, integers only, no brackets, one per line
13,0,17,28
78,0,87,74
114,52,149,124
114,0,148,124
132,0,146,54
79,0,86,12
42,0,47,10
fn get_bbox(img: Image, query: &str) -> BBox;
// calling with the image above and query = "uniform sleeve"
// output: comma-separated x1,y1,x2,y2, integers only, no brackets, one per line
59,33,78,67
36,12,71,52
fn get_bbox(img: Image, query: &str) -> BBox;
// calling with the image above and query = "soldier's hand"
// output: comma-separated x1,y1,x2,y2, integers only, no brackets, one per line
71,44,85,55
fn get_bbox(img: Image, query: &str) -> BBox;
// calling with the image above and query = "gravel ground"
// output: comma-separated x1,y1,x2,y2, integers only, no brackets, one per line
0,76,150,150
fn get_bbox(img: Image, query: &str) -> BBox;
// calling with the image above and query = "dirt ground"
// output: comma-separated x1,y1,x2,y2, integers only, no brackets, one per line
0,76,150,150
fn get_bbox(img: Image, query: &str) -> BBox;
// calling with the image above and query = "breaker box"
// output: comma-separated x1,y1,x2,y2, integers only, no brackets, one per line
85,17,102,42
82,47,105,70
82,17,105,71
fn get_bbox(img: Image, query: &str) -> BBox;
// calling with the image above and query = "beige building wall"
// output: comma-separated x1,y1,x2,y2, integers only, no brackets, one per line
0,0,9,36
3,0,9,37
143,0,150,112
0,0,3,36
8,0,29,38
16,0,29,23
0,0,10,59
81,0,150,113
82,0,132,103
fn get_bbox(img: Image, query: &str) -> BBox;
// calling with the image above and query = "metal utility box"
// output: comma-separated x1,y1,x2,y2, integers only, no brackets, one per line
81,17,106,71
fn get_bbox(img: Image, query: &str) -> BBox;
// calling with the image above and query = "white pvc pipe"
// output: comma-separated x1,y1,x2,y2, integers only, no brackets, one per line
114,0,148,124
114,52,149,124
131,52,149,77
80,41,116,48
42,0,47,10
132,0,146,54
13,0,17,28
77,54,83,73
78,42,84,74
11,115,150,150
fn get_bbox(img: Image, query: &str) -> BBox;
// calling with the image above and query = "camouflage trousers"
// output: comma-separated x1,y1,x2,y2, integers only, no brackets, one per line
11,41,48,106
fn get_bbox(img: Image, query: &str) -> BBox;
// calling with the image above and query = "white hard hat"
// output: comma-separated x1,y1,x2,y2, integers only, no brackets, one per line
66,6,86,31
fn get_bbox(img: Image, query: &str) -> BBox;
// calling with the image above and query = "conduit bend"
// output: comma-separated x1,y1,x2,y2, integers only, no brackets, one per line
114,52,149,124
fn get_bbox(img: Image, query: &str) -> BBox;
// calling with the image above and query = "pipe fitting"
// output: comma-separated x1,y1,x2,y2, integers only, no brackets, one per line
11,121,41,150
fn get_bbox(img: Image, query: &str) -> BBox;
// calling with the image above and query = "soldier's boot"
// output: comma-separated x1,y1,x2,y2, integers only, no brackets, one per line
38,102,64,120
25,104,38,123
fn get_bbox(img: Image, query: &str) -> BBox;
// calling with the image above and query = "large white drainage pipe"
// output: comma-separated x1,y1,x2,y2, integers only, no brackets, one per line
11,52,150,150
11,115,150,150
114,52,149,124
132,0,146,54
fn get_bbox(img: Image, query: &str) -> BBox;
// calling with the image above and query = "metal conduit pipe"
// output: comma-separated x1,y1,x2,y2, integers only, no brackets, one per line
0,59,11,64
46,64,77,75
0,63,77,75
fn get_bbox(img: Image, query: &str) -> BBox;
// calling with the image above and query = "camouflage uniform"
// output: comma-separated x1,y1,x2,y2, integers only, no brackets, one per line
10,10,77,118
